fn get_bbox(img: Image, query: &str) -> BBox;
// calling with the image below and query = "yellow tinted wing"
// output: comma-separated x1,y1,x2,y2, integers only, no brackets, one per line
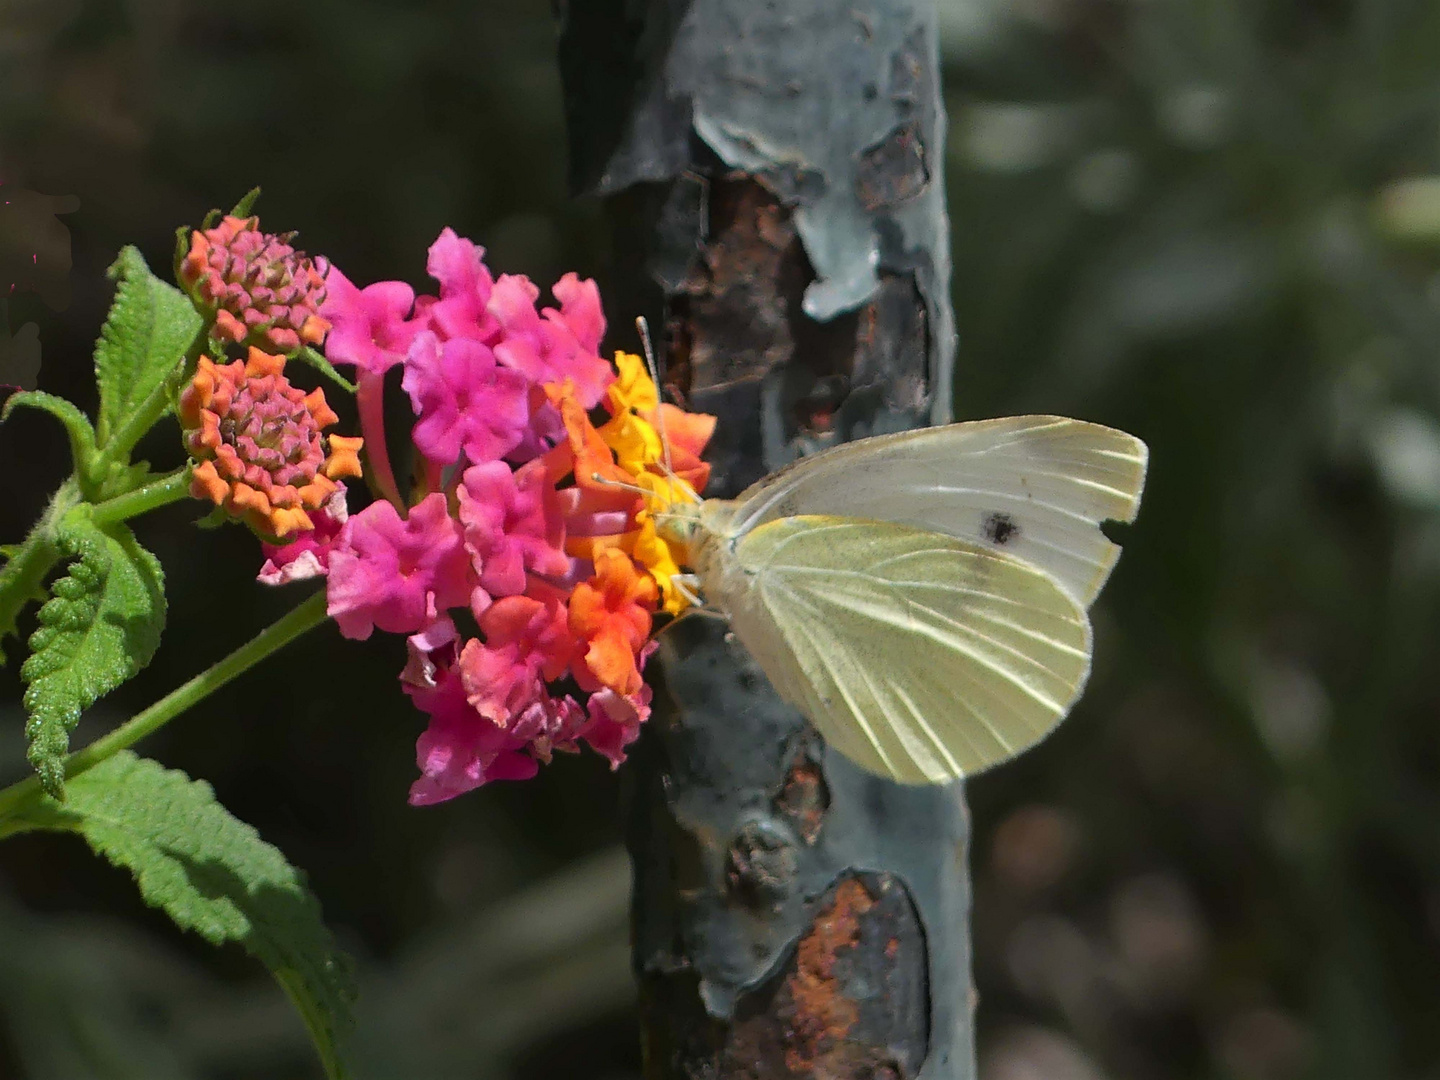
720,516,1093,783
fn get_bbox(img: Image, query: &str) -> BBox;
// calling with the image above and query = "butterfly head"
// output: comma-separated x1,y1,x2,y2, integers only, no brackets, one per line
652,494,703,548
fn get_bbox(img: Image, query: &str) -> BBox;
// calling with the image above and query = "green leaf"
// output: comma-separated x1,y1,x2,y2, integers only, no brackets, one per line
172,223,194,285
93,246,202,453
20,511,166,797
2,390,99,479
296,345,356,394
229,186,262,218
10,752,355,1078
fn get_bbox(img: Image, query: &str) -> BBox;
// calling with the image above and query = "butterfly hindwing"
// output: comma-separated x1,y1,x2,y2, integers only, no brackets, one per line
718,515,1093,784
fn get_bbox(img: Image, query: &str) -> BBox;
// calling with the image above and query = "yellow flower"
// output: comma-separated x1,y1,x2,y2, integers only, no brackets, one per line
631,517,688,615
600,409,663,477
591,349,703,613
607,351,659,414
599,351,665,476
636,471,698,518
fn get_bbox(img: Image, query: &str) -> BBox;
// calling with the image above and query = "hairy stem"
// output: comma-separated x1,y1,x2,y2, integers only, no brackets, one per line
0,589,330,819
90,466,193,526
0,480,80,648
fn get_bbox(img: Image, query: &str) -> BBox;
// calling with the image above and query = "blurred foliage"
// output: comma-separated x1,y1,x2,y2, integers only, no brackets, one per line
0,0,1438,1078
942,2,1440,1079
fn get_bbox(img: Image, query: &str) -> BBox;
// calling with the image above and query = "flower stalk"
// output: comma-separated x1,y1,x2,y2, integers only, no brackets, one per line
89,467,193,526
0,589,329,821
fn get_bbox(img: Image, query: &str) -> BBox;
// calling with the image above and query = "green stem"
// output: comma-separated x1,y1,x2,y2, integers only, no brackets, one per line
0,589,330,820
0,480,79,645
90,467,193,526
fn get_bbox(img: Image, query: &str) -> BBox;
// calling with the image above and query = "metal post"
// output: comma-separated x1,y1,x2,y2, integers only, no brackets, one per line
556,3,972,1075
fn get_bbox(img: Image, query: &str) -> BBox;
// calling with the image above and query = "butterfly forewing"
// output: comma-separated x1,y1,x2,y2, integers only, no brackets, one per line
726,416,1147,607
717,515,1093,784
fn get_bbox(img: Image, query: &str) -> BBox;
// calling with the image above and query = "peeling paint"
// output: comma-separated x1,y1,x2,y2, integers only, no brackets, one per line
557,2,970,1076
559,0,954,426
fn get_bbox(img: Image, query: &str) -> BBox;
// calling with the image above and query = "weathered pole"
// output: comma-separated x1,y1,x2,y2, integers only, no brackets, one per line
555,3,972,1076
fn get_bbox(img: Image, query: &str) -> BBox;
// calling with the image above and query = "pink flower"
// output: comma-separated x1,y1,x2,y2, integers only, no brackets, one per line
555,485,635,540
321,266,422,376
551,272,605,354
508,691,588,764
581,676,653,769
457,460,569,609
401,331,531,466
489,273,614,408
407,669,540,806
257,485,350,585
326,493,472,640
505,386,567,465
414,227,501,343
457,595,576,725
400,616,460,689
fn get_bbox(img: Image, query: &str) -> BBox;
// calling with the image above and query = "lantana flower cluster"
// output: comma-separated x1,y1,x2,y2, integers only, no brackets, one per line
178,348,363,539
222,227,714,805
179,214,331,354
174,212,362,545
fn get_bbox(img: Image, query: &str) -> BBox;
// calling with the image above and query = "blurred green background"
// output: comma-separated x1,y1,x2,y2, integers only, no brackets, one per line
2,1,1438,1077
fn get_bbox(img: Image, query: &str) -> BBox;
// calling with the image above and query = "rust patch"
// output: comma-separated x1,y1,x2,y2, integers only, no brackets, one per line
856,120,929,210
667,179,933,495
668,178,806,396
715,872,930,1078
775,748,828,845
785,878,875,1071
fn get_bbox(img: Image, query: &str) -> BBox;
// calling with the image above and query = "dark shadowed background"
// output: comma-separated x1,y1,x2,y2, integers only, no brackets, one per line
2,1,1439,1078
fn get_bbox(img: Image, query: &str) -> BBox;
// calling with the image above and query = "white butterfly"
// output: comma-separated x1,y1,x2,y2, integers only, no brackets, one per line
653,416,1148,784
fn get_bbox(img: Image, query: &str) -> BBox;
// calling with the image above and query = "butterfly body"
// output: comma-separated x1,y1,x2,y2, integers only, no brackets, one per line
652,416,1148,785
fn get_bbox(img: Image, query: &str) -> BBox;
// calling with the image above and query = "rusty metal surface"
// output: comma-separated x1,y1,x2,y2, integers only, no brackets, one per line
628,616,970,1079
557,2,971,1076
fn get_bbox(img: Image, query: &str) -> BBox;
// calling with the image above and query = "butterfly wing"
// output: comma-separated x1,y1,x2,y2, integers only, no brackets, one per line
725,416,1147,606
715,515,1092,784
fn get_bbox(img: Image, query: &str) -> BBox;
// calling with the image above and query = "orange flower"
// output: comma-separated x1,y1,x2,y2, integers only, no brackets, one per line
548,379,637,495
179,347,363,539
647,404,715,491
568,547,657,696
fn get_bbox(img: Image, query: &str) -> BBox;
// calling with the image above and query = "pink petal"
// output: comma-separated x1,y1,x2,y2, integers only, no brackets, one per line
320,267,422,376
402,332,531,466
326,493,472,639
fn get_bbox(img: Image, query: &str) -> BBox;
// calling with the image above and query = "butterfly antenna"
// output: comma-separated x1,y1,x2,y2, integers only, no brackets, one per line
636,316,678,485
590,473,650,497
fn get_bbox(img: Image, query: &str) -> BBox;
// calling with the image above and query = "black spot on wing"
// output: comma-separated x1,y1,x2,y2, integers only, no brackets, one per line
982,511,1020,546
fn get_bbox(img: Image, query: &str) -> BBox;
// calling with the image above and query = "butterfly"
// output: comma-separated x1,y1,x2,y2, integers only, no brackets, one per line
651,416,1148,784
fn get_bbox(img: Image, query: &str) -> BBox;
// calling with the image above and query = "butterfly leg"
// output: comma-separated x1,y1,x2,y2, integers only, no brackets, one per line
671,573,707,610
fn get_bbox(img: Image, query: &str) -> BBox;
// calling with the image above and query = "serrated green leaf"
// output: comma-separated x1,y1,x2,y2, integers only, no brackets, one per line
11,752,355,1078
94,246,202,452
20,512,166,796
2,390,99,479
